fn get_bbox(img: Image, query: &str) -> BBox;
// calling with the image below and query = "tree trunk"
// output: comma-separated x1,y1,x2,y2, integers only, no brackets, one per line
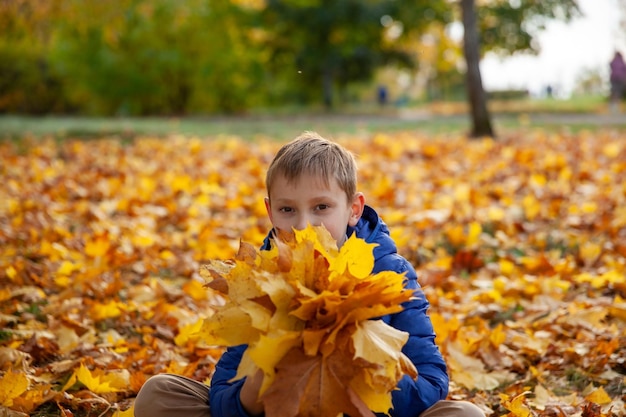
461,0,495,138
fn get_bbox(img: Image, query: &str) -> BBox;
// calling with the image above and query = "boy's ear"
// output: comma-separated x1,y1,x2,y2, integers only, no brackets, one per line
348,192,365,227
264,197,273,223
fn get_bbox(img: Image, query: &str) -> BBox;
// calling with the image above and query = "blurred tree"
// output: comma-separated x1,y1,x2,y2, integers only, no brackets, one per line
0,0,70,113
477,0,580,55
257,0,447,109
461,0,493,137
50,0,265,115
190,0,268,113
418,26,466,102
456,0,580,137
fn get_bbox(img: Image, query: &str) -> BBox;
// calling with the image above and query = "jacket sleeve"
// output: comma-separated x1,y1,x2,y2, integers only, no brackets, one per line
375,255,449,417
209,345,254,417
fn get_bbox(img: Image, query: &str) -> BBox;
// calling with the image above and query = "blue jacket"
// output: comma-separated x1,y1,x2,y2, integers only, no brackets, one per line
209,205,449,417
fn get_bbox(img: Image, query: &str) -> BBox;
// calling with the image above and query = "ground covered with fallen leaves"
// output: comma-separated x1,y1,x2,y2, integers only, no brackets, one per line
1,130,625,417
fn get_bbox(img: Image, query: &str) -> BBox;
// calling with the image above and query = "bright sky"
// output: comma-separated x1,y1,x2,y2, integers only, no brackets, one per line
479,0,624,97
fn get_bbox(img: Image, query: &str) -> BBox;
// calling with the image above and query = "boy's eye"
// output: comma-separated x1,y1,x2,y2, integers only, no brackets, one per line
315,204,329,211
279,207,293,213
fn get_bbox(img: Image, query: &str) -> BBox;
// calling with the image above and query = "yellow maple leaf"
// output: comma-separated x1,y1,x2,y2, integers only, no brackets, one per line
574,270,623,289
466,221,482,247
584,386,612,405
579,241,602,267
90,299,124,321
170,174,193,193
294,224,338,260
131,230,156,248
499,391,532,417
84,233,111,258
54,260,78,287
10,385,52,414
5,265,17,281
182,279,209,301
0,370,29,407
201,304,260,346
445,224,465,247
70,363,128,394
245,331,302,395
351,320,417,386
428,312,460,344
522,194,541,220
328,234,376,279
174,318,204,347
602,142,621,158
609,295,626,321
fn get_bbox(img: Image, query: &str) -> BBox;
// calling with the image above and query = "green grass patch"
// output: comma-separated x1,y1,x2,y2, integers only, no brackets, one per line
0,113,472,140
1,96,625,140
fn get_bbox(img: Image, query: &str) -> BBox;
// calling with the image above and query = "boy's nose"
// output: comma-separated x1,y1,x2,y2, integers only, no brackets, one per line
294,215,310,230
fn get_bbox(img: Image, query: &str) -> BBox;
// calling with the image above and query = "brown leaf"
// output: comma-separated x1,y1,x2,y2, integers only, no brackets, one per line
261,347,375,417
236,241,258,264
200,262,233,294
18,335,59,366
452,250,484,272
273,235,293,272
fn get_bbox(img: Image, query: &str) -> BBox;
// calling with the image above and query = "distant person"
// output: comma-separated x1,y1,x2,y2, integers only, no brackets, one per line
609,51,626,113
377,85,388,107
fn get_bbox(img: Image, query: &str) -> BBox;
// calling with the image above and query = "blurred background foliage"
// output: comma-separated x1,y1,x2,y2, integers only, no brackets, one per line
0,0,584,116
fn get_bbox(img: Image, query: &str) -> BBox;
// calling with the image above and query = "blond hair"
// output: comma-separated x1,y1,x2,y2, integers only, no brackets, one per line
265,131,358,202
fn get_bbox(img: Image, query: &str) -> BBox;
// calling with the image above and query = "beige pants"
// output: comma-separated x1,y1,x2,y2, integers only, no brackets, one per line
134,374,485,417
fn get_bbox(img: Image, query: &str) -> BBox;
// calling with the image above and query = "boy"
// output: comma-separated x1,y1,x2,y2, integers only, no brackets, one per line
135,132,484,417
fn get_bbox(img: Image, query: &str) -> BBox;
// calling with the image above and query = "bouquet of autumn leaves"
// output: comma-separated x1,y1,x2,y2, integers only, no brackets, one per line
198,226,418,417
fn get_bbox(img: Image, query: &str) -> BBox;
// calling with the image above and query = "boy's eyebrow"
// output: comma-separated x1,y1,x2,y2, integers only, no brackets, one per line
271,195,337,204
268,196,295,204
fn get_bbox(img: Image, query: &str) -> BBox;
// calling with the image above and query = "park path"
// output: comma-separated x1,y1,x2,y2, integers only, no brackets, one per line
395,108,626,126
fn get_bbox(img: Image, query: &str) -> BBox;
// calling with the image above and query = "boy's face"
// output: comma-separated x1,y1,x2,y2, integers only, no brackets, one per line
265,173,365,247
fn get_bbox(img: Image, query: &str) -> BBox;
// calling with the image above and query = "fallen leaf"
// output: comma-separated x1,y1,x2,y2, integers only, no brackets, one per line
0,370,28,407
